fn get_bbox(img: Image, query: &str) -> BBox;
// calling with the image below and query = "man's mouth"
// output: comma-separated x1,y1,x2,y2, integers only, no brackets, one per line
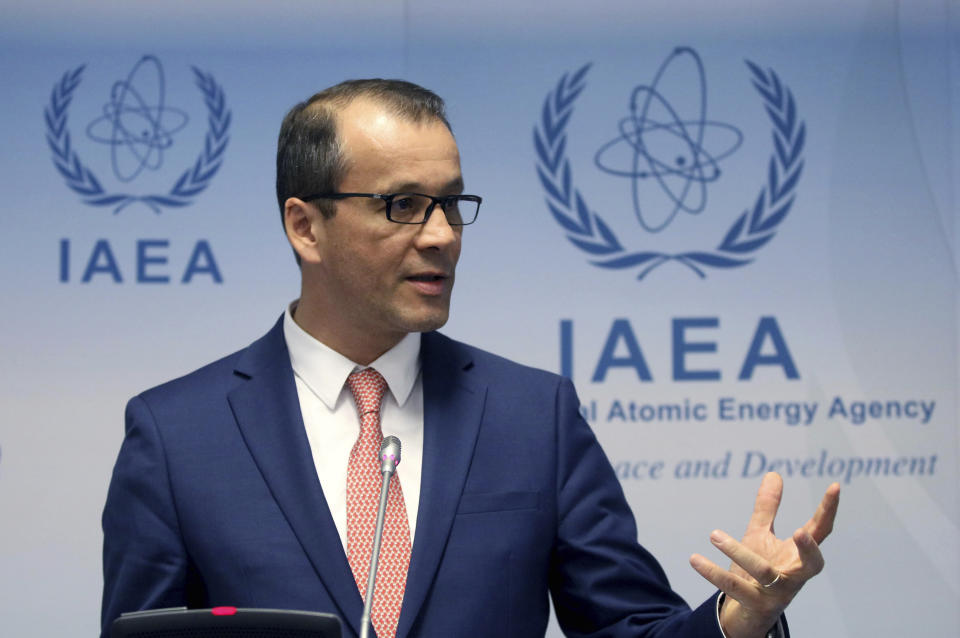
405,272,450,295
407,274,446,282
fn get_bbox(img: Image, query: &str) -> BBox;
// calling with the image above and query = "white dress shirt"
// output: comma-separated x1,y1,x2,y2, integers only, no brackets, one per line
283,304,424,552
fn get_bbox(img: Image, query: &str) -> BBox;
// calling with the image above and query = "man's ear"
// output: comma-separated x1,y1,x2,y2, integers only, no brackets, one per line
284,197,324,265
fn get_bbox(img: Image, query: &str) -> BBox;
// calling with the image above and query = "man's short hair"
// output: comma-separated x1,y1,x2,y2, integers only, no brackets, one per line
275,78,451,228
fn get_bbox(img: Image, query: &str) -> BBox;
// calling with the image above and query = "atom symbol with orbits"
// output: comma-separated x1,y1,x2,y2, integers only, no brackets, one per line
594,47,743,233
86,55,189,183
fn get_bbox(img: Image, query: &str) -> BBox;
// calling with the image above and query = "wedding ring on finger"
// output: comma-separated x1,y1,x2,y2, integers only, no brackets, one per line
762,572,783,589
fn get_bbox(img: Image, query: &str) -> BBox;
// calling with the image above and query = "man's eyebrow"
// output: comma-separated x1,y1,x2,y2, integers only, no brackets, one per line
387,176,465,195
442,176,465,194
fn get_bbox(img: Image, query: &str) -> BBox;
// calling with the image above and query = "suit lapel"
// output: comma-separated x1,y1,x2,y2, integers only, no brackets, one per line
227,319,365,636
397,332,487,638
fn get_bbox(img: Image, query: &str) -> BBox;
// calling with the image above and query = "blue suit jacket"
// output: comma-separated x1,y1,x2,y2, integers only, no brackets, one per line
102,318,727,638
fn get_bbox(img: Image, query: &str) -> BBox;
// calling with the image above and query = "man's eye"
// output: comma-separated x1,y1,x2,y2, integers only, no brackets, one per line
394,197,415,210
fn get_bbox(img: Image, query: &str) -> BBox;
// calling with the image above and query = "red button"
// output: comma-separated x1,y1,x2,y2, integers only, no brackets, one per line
211,606,237,616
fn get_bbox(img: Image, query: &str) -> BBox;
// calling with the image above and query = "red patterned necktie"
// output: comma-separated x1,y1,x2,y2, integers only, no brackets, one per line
346,368,411,638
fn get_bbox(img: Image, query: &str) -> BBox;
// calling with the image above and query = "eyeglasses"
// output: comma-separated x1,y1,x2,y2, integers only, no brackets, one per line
300,192,482,225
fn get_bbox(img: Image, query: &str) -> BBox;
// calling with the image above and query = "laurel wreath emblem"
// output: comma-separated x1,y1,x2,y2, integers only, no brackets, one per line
45,64,231,214
534,61,805,279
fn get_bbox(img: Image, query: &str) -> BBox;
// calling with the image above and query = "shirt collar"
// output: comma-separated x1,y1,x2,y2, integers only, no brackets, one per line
282,302,421,409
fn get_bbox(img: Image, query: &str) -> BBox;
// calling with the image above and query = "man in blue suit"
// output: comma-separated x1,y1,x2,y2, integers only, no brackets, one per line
102,80,839,638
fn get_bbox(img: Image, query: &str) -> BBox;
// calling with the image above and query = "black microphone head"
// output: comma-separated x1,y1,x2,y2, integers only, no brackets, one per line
380,436,401,473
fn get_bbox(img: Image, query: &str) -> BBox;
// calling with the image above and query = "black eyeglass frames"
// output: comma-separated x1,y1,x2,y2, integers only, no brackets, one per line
300,192,481,225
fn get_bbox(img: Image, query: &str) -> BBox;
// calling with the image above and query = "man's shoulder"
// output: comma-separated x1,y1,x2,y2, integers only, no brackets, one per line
135,318,286,406
134,347,247,409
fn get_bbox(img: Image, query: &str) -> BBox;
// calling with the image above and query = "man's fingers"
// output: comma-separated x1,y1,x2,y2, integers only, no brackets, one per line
689,553,760,602
803,482,840,544
713,525,825,582
793,528,825,576
747,472,784,532
709,529,780,587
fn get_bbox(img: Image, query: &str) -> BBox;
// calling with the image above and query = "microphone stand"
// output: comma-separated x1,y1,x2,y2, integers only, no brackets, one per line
359,436,401,638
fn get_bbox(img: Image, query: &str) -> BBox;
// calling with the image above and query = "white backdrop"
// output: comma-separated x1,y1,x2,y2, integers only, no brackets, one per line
0,1,957,635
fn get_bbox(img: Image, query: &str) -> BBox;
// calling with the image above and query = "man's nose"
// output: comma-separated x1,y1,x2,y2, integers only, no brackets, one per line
416,206,459,249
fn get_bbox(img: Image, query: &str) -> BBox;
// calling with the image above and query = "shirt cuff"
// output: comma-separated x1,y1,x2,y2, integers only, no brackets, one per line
715,593,785,638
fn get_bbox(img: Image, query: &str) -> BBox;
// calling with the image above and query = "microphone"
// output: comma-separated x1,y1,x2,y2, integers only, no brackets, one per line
359,436,402,638
380,436,401,475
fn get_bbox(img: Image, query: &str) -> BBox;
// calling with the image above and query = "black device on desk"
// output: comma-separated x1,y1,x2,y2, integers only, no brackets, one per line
111,606,342,638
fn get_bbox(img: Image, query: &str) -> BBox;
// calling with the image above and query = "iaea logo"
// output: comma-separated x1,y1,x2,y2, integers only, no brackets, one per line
45,55,231,214
534,48,805,280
